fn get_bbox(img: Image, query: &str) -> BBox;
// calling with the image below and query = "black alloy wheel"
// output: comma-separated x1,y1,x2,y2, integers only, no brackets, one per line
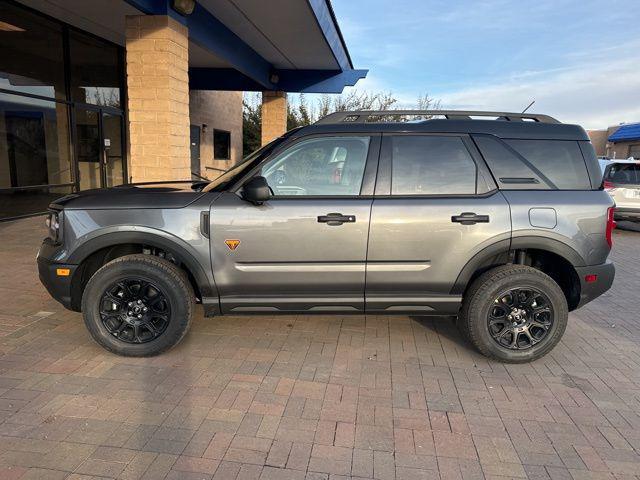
488,287,554,350
99,278,171,344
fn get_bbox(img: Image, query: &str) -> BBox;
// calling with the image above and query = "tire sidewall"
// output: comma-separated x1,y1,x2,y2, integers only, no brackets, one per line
469,271,568,362
82,259,191,356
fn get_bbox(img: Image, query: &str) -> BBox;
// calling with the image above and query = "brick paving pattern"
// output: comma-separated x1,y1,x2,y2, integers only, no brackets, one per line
1,217,639,479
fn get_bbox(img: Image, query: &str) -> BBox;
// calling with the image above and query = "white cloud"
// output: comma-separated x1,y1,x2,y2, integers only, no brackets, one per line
438,57,640,130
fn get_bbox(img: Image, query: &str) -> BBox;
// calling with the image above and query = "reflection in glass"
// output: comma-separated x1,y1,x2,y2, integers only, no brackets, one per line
391,136,477,195
103,113,124,187
0,2,66,100
259,137,370,196
69,30,121,108
76,108,101,190
0,92,72,188
0,92,72,218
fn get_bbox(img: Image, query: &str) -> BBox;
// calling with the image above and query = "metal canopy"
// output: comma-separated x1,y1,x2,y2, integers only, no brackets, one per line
17,0,366,93
148,0,368,93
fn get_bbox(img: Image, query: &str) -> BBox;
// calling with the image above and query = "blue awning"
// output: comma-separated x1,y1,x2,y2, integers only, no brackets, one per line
609,123,640,143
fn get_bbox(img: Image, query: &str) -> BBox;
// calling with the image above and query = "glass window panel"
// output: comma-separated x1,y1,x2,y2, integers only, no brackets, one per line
0,92,72,219
259,136,370,196
76,108,101,190
69,30,121,107
214,129,231,160
506,140,591,190
0,92,72,189
0,3,66,100
103,113,125,187
391,136,476,195
474,136,547,190
605,163,640,185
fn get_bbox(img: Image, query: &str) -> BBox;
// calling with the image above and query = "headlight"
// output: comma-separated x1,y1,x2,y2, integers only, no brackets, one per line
45,211,61,243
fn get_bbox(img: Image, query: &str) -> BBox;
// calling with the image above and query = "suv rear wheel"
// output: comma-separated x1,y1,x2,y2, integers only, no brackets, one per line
459,265,568,363
81,254,193,356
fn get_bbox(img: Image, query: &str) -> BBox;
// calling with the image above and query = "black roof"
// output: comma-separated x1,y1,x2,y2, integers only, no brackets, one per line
293,110,589,141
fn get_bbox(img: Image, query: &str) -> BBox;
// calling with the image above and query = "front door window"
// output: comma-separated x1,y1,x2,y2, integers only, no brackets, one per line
259,136,370,196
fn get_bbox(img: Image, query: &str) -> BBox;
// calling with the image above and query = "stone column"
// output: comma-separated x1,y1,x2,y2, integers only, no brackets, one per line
125,15,190,182
261,90,287,146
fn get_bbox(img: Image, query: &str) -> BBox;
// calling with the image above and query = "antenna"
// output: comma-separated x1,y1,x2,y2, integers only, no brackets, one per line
522,100,535,113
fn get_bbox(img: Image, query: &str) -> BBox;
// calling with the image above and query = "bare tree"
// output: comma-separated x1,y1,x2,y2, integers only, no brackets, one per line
243,90,442,154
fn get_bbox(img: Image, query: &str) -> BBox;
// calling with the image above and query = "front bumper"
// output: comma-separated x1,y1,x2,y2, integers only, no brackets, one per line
575,261,615,308
614,207,640,222
37,240,77,310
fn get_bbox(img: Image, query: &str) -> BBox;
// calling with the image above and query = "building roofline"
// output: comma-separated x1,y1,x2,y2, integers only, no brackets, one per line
324,0,354,69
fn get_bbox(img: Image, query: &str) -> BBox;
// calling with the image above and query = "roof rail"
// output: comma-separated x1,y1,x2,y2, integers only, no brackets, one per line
314,110,560,125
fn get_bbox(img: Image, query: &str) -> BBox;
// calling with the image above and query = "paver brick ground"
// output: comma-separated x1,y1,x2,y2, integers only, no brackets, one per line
1,217,640,479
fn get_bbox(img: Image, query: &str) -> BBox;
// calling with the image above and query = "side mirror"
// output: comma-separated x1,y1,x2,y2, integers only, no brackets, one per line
242,176,271,204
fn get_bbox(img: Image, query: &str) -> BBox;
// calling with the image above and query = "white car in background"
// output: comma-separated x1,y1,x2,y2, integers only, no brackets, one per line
602,159,640,222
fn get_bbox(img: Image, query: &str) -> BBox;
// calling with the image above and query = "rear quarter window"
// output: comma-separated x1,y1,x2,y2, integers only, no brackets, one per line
473,136,592,190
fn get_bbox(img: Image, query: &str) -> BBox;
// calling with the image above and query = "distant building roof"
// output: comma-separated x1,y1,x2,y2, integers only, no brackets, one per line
608,123,640,142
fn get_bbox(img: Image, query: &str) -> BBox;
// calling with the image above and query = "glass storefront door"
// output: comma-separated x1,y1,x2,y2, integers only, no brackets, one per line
77,108,124,190
76,108,101,190
1,1,126,219
103,113,124,187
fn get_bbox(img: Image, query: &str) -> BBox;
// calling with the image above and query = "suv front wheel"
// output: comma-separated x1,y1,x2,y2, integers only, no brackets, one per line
459,265,568,363
81,254,194,356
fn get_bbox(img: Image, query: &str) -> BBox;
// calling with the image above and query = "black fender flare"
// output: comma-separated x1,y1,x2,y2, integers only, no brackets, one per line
451,235,585,295
451,239,510,294
67,231,215,298
510,235,585,267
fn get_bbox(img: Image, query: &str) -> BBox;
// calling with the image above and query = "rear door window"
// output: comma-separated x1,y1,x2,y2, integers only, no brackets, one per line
390,136,477,195
605,163,640,185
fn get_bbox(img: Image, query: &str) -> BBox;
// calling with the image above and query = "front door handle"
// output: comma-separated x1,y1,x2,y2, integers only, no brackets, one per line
451,212,490,225
317,212,356,225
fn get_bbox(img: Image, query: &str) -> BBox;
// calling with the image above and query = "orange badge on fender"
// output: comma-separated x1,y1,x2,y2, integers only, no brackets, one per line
225,239,241,251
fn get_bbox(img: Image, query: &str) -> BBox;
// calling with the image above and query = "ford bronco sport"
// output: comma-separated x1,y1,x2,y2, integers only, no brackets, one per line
37,110,616,363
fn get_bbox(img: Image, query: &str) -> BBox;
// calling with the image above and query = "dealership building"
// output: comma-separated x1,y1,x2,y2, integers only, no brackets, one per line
0,0,366,220
588,123,640,160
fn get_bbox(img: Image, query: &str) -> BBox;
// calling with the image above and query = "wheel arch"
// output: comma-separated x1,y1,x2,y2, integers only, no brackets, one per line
453,236,584,311
68,231,213,311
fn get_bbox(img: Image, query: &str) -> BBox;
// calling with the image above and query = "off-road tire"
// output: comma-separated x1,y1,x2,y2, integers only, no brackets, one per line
81,254,193,356
459,265,568,363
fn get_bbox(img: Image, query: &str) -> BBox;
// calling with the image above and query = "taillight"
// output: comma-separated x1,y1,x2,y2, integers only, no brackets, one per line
606,207,616,248
603,180,615,190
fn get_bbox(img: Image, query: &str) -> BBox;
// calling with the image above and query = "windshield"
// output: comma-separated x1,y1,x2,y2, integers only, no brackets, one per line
202,137,285,192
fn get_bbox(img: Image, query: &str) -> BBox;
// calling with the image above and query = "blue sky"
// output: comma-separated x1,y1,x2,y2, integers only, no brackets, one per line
329,0,640,129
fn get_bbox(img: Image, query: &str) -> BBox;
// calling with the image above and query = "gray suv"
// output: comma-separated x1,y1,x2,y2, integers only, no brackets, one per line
37,110,616,363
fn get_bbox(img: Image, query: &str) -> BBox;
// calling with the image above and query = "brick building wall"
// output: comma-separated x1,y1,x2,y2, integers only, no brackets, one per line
125,15,191,182
189,90,243,176
261,91,287,146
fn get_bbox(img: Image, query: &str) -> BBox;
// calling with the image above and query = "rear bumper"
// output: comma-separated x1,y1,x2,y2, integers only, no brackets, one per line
37,241,77,310
575,261,615,308
614,207,640,222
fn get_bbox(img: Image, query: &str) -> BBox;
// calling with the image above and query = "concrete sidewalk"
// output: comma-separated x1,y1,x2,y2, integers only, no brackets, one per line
0,217,639,480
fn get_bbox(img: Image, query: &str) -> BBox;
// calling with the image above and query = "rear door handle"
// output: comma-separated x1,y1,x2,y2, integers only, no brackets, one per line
451,212,490,225
317,212,356,225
